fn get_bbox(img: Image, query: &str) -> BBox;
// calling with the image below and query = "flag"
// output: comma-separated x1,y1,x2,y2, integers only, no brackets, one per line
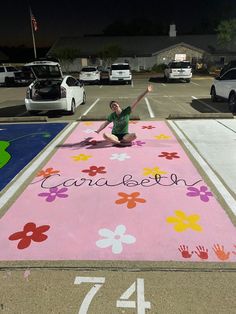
30,11,38,32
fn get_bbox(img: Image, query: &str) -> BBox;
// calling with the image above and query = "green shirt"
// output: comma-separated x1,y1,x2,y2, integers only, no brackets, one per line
107,106,131,134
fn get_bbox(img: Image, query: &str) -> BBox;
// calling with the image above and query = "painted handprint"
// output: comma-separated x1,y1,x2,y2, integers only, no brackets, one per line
212,244,230,261
195,245,209,260
178,245,193,258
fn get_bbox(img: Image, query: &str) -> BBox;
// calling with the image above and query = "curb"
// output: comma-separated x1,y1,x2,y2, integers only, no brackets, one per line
0,116,48,123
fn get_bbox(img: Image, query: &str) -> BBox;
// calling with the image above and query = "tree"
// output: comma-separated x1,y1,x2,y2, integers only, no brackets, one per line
98,44,122,67
216,19,236,46
51,48,80,73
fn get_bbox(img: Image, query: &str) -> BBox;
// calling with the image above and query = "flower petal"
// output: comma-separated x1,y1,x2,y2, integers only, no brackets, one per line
23,222,36,233
35,225,50,234
121,234,136,244
115,225,126,236
112,239,123,254
17,237,31,249
115,198,128,205
57,193,68,198
57,188,68,194
31,233,48,242
9,231,25,240
127,200,137,208
98,228,114,238
96,238,113,248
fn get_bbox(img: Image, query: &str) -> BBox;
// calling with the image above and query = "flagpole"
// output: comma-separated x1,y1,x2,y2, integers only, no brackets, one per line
29,7,37,59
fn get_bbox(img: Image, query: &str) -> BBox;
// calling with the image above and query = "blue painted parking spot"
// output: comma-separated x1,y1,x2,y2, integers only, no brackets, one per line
0,123,67,191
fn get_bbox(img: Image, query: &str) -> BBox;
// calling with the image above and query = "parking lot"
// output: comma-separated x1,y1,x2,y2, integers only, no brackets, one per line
1,74,236,314
0,74,231,121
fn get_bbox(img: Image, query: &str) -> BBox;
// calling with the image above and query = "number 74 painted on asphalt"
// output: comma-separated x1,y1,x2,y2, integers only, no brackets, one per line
74,276,151,314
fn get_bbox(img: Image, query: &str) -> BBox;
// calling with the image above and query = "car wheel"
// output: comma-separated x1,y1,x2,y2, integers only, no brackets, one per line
186,79,190,83
211,86,218,102
70,98,76,114
228,92,236,113
82,92,86,104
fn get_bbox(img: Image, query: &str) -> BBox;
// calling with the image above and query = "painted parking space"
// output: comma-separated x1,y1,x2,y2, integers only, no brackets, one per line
0,121,236,262
0,123,67,192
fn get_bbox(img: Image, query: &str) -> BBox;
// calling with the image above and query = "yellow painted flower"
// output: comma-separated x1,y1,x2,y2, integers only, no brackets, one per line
83,122,93,126
166,210,202,232
154,134,171,140
143,166,167,176
71,154,92,161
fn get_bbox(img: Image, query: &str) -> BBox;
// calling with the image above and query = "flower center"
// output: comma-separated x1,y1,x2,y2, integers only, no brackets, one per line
114,235,121,240
26,231,33,237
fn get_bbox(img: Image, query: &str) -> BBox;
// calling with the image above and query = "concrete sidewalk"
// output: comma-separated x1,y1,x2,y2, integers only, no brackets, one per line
169,119,236,219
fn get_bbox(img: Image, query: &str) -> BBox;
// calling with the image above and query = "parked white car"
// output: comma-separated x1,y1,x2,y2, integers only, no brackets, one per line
0,65,18,86
79,66,100,84
25,59,86,114
164,61,192,82
210,67,236,113
109,63,132,84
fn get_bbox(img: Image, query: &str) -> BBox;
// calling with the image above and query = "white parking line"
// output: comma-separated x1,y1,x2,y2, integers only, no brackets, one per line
79,98,100,119
161,83,166,86
145,97,155,118
190,81,200,86
191,96,220,112
168,120,236,216
0,122,78,210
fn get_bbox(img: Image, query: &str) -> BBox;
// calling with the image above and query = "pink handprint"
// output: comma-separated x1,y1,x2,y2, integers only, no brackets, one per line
195,245,209,260
178,245,193,258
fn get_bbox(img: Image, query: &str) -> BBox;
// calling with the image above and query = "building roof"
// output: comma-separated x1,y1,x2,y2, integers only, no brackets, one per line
48,35,236,57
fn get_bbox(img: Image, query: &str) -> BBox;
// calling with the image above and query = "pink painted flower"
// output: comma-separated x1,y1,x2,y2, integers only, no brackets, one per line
38,187,68,202
9,222,50,249
82,166,106,176
158,152,180,160
186,186,213,202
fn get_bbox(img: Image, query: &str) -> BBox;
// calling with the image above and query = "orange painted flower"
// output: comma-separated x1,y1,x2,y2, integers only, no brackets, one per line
115,192,146,209
37,167,60,178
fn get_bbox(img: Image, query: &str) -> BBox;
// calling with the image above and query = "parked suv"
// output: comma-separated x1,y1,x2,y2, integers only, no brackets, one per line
210,67,236,113
109,63,132,84
164,61,192,82
0,65,18,86
220,60,236,76
79,66,100,84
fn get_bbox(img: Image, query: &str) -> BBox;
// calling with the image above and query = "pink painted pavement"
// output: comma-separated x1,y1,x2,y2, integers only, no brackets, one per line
0,121,236,262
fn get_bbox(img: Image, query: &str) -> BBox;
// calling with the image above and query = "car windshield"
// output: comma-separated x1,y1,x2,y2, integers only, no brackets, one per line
31,65,62,78
111,65,130,70
170,62,191,68
81,67,97,72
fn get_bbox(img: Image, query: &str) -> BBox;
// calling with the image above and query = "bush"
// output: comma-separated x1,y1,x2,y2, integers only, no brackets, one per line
151,63,166,73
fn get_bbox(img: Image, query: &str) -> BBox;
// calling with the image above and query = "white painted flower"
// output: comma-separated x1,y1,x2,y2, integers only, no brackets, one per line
96,224,136,254
110,153,131,161
83,128,94,134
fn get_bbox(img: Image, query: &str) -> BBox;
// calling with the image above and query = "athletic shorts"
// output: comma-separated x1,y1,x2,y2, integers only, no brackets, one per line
113,133,128,141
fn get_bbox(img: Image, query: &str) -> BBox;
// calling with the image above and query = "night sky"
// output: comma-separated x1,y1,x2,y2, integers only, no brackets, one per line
1,0,236,47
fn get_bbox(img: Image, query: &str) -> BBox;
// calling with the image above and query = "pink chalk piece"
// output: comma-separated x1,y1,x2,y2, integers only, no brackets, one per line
0,121,235,262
